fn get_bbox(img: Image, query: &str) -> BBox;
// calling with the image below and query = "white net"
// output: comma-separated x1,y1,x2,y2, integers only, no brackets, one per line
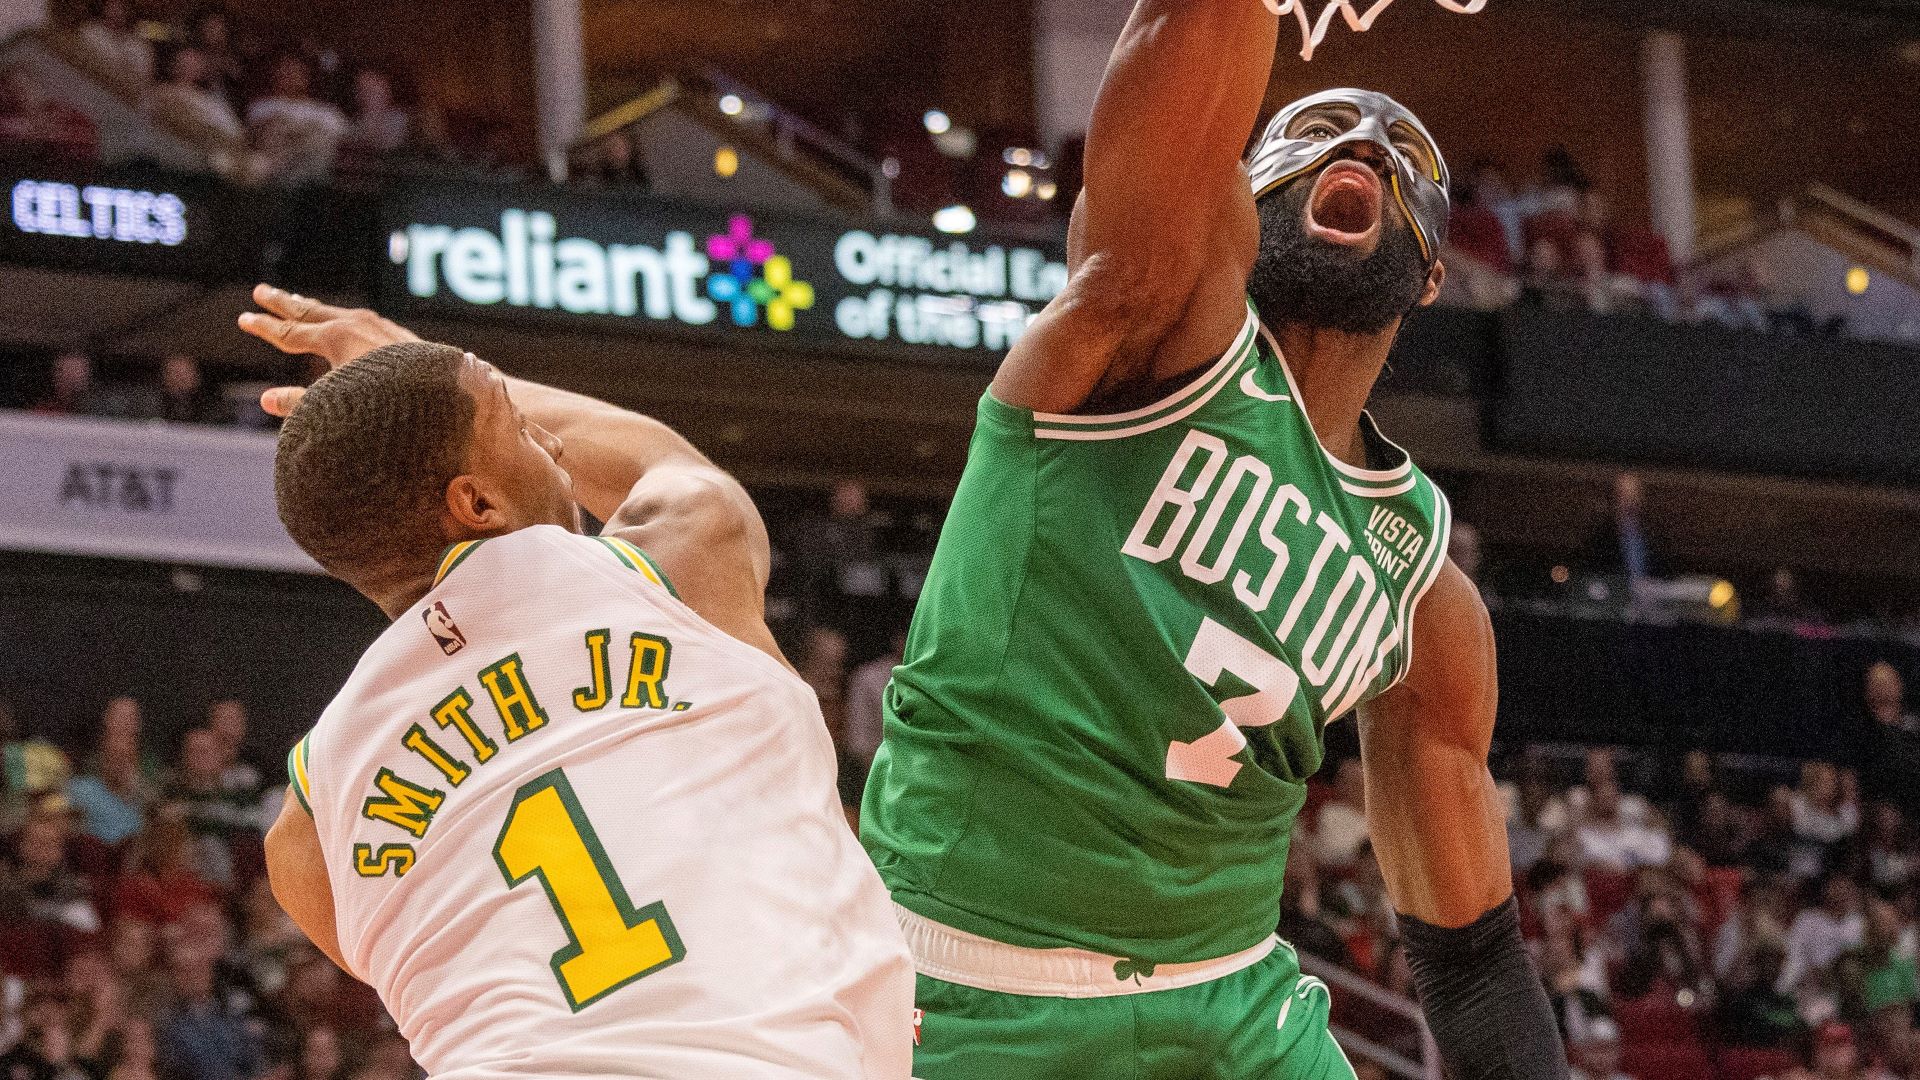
1261,0,1488,61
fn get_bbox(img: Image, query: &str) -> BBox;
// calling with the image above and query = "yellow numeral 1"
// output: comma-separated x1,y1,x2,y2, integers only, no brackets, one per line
492,769,684,1010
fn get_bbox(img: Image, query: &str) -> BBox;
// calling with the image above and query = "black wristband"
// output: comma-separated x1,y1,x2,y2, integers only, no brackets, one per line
1399,896,1569,1080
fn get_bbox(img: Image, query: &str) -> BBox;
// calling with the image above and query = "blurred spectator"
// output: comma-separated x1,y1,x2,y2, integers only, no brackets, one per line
1441,175,1519,310
154,928,261,1080
184,8,246,107
1567,1015,1634,1080
1781,874,1866,994
205,700,260,796
1717,943,1808,1048
1504,760,1558,872
1810,1020,1865,1080
247,54,348,187
339,67,410,167
1278,825,1352,966
292,1025,344,1080
107,1015,159,1080
1846,898,1917,1026
1519,234,1586,312
143,355,232,425
1529,146,1591,220
1576,775,1673,872
2,801,101,938
161,728,261,887
1861,802,1915,892
33,353,107,417
104,918,168,1018
0,989,99,1080
1564,748,1653,828
1312,758,1370,873
1866,663,1919,735
0,65,100,163
1539,903,1611,1041
110,815,217,926
1612,867,1713,1005
1795,763,1862,842
65,728,151,847
1591,474,1657,613
74,0,155,90
1789,764,1860,878
1715,876,1794,980
1749,567,1836,637
2,702,72,836
151,46,251,179
843,629,902,778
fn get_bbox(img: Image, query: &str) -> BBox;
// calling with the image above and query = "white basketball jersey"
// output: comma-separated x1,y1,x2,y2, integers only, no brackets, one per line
289,525,913,1079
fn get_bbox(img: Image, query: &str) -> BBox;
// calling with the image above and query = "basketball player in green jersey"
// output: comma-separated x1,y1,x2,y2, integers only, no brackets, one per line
861,3,1567,1078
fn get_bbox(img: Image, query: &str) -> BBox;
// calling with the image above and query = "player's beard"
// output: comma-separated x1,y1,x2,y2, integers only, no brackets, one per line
1246,179,1431,335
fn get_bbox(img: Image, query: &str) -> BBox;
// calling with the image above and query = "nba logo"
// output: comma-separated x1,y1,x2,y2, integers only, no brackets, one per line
912,1008,923,1046
422,601,467,655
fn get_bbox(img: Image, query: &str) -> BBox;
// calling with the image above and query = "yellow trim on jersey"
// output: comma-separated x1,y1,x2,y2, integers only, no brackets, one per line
594,536,679,598
288,734,314,814
433,540,487,587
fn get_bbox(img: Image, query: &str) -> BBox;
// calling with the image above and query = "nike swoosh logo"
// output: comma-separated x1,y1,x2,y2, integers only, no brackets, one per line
1241,369,1291,403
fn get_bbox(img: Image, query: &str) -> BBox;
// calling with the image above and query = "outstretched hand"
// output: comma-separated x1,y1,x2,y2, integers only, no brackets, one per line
237,283,422,417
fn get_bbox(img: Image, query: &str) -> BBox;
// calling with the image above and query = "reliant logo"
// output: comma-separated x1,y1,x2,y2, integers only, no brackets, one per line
705,216,814,331
389,201,1069,351
11,179,187,246
391,209,719,325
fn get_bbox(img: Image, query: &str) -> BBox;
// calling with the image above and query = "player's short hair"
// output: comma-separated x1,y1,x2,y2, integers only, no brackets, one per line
274,341,475,587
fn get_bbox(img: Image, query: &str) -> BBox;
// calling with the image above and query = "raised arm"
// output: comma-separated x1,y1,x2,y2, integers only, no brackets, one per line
240,286,775,655
1358,561,1569,1080
992,0,1276,414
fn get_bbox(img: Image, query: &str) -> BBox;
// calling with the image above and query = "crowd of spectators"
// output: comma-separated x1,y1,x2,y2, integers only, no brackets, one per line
2,2,437,185
1,697,408,1080
0,350,291,428
1440,148,1841,337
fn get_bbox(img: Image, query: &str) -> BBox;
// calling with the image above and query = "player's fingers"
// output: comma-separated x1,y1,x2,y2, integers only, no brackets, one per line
236,311,309,353
251,283,344,324
260,386,306,417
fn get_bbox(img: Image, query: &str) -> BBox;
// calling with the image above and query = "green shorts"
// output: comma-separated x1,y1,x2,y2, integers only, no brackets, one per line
909,938,1359,1080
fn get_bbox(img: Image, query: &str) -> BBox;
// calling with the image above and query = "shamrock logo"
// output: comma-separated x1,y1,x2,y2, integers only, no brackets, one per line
704,215,814,331
1113,958,1158,985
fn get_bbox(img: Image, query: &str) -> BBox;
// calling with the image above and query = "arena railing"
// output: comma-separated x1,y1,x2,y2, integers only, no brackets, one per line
1295,948,1442,1080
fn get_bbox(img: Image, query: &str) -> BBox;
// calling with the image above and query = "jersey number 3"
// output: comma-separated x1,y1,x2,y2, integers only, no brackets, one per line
492,768,686,1011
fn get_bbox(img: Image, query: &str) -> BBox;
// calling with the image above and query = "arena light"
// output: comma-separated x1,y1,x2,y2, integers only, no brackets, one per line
932,204,976,235
1037,181,1058,201
718,93,745,117
1004,147,1032,167
923,110,952,135
715,146,740,178
1002,169,1033,198
1847,266,1870,295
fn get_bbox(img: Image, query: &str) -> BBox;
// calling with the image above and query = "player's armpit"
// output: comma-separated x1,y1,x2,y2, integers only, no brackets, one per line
265,791,352,975
1355,560,1510,926
991,0,1273,414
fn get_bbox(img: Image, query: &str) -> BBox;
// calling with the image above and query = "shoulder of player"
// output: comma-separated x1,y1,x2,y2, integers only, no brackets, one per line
1391,561,1496,712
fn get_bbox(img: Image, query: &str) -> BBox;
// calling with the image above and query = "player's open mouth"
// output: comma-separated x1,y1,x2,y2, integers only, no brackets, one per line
1305,160,1384,253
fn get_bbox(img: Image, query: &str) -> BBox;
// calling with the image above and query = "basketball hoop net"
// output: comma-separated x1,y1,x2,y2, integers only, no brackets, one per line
1261,0,1488,61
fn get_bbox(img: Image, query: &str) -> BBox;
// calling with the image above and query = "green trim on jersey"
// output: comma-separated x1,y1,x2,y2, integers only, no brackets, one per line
287,734,313,815
592,536,679,598
862,300,1452,964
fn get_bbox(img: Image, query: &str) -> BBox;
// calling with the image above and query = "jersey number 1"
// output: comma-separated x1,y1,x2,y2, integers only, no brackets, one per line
492,768,685,1011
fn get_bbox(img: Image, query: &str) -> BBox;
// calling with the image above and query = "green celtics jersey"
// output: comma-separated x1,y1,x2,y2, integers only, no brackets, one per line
861,300,1453,965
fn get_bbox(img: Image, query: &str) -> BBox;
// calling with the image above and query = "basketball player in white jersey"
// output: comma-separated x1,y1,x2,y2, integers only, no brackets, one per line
238,285,913,1079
